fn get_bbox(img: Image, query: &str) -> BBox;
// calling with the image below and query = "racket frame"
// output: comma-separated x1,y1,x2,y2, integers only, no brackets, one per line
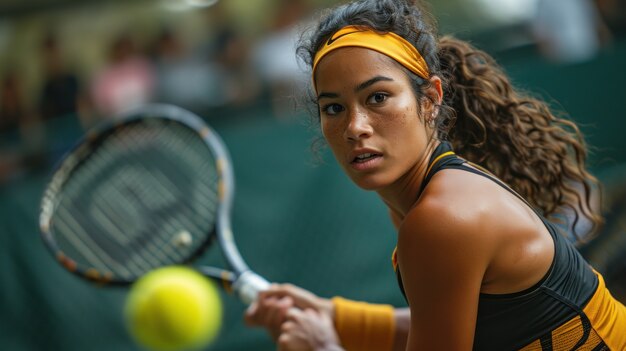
40,104,269,302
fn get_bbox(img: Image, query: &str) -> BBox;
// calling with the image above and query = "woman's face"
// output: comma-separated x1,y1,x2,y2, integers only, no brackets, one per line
315,47,432,191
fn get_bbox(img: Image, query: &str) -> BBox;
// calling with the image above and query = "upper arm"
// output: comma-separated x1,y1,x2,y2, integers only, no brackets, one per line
397,201,492,351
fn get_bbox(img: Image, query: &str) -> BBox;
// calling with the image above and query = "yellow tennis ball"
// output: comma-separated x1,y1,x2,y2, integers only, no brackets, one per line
125,266,222,351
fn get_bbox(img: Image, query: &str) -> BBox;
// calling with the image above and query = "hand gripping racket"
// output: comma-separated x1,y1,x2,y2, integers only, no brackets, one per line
39,104,269,304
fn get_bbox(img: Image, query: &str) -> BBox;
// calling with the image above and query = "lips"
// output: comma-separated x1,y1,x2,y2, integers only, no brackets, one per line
349,149,383,171
352,153,381,163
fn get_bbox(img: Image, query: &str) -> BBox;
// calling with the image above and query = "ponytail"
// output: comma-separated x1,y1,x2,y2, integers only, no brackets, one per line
437,36,603,242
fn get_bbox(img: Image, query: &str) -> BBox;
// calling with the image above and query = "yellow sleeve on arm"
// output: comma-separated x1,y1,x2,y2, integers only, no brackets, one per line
331,297,396,351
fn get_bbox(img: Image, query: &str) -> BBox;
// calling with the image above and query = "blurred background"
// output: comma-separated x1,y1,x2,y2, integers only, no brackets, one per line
1,0,625,350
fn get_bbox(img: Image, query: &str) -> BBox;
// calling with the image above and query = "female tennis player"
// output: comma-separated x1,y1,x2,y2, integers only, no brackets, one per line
245,0,626,350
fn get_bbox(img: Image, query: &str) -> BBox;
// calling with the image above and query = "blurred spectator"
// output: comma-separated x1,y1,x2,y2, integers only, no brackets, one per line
211,26,260,108
151,27,197,107
0,68,46,179
90,33,155,118
531,0,610,63
0,70,23,132
251,0,311,118
595,0,626,35
38,33,81,121
151,27,218,111
151,25,259,113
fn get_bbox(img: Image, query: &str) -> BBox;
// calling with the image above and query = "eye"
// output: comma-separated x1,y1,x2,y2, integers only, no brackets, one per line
367,92,388,105
322,103,344,116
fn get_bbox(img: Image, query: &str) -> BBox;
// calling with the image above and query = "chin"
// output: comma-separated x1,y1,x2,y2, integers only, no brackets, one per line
349,174,390,191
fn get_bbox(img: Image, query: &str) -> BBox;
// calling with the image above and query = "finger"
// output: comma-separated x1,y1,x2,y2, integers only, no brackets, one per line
259,283,298,297
281,320,296,333
266,297,295,335
285,307,306,322
244,301,259,323
277,295,295,310
274,296,295,323
259,284,315,306
261,296,284,325
277,333,291,351
255,286,292,305
256,298,281,332
276,284,317,306
244,296,294,341
303,308,321,318
257,284,282,299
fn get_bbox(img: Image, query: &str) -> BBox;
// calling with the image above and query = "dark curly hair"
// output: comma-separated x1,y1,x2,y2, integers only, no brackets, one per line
297,0,602,242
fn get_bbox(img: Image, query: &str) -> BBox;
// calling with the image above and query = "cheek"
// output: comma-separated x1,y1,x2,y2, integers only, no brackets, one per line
321,118,340,141
320,119,342,155
320,119,331,141
382,105,423,138
381,114,428,160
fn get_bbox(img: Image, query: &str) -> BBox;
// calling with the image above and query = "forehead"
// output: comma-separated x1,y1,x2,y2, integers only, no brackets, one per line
314,47,408,90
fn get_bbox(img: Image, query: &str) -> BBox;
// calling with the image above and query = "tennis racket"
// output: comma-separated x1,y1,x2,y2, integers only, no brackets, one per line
39,104,269,304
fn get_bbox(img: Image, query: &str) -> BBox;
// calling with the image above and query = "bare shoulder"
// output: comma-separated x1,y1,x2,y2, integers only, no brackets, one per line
398,167,553,294
399,168,502,251
404,167,543,239
397,175,495,285
397,167,537,269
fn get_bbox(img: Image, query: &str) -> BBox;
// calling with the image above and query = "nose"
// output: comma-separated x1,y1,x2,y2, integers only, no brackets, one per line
344,108,373,141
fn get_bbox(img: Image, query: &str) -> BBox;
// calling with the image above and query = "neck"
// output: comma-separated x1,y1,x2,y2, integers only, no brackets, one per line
377,139,440,218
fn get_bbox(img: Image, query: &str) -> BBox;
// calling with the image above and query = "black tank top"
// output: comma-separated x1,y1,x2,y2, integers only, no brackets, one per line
394,142,599,350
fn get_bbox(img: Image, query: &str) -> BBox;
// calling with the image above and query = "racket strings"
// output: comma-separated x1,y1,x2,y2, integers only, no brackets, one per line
58,131,184,274
52,120,221,280
70,124,212,273
56,140,176,276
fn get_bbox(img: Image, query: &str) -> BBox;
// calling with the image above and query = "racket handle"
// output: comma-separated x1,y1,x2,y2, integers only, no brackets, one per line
233,271,271,304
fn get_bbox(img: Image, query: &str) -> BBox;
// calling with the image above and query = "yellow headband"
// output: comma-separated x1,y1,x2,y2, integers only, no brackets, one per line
312,26,430,88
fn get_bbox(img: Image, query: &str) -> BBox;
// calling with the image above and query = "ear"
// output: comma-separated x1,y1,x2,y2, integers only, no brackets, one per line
420,75,443,121
428,75,443,106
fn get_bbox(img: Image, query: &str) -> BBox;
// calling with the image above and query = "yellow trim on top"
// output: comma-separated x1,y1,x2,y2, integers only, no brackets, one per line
391,246,398,272
425,151,455,177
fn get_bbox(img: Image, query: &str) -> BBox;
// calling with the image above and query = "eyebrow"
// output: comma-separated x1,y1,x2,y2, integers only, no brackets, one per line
317,92,339,101
355,76,393,92
317,75,394,101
